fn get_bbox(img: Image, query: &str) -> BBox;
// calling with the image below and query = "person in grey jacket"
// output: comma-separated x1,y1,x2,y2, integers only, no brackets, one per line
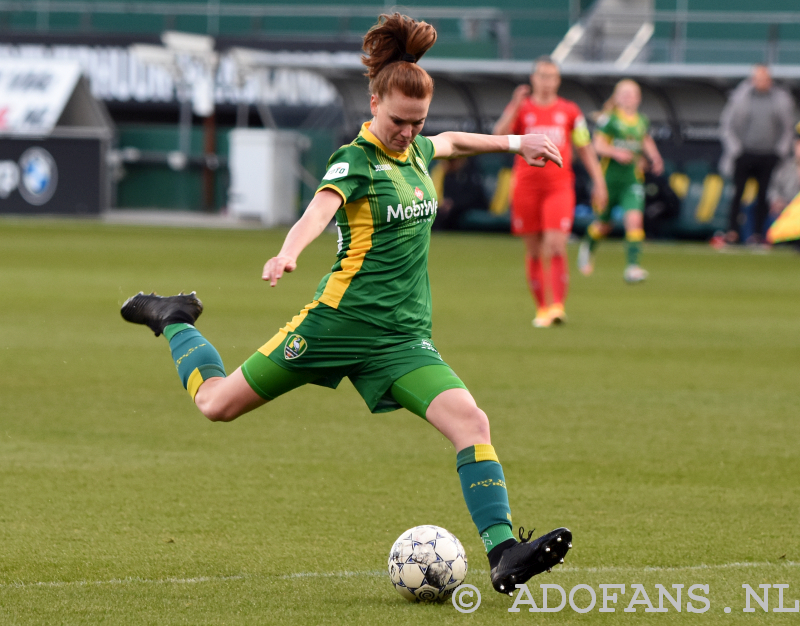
719,65,795,244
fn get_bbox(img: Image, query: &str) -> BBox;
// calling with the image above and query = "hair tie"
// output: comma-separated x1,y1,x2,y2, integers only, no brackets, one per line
401,52,417,63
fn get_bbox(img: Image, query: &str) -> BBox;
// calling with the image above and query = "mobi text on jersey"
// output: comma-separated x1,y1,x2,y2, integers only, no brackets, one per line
387,199,438,222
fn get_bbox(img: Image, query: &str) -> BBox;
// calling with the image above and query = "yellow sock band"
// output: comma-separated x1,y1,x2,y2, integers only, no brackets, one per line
587,222,606,241
626,228,645,242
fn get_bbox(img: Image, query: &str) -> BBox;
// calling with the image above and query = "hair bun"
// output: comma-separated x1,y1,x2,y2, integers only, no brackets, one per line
362,13,436,82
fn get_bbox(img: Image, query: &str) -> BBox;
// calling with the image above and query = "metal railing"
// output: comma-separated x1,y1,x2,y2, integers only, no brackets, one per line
0,2,574,60
650,10,800,65
562,7,800,65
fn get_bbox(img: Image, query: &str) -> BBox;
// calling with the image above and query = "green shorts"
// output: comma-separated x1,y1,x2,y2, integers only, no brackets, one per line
240,301,467,416
598,178,645,221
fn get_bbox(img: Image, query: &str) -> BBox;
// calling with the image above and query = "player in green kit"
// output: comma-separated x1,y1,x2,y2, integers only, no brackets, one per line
578,79,664,283
120,13,572,596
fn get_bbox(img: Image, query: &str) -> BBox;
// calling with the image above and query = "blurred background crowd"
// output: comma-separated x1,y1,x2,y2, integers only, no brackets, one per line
2,0,800,247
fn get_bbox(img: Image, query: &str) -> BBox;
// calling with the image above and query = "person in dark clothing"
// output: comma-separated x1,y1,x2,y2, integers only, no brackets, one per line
433,157,488,230
719,65,796,245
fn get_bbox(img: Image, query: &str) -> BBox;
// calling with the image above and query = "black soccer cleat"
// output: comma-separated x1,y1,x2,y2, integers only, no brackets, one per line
490,527,572,596
120,291,203,337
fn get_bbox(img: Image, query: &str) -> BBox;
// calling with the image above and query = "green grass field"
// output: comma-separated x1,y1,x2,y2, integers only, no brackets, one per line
1,219,799,625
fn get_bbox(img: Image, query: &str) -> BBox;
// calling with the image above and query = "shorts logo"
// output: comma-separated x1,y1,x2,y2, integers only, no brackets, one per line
414,186,424,201
284,334,308,360
419,339,442,359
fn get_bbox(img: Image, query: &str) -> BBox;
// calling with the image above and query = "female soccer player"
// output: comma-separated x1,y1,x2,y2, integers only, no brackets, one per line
577,79,664,283
121,13,571,596
494,56,607,328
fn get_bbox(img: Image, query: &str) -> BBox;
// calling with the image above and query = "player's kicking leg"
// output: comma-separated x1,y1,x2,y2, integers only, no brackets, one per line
120,291,267,421
423,387,572,595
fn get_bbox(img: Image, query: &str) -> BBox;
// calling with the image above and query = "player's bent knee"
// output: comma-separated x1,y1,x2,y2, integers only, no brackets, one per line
471,406,491,440
194,388,241,422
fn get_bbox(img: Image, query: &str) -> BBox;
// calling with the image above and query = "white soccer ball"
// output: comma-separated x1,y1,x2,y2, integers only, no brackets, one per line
388,525,468,602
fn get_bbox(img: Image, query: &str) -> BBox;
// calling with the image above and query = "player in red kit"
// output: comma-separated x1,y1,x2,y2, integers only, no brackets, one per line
494,57,607,327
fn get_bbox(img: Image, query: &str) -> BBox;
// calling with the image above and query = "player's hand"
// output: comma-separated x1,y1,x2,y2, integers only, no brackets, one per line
519,134,563,168
511,84,531,105
591,181,608,212
262,255,297,287
591,199,606,216
613,148,634,164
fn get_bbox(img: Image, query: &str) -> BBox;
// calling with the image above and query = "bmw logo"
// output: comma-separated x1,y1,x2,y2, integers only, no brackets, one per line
18,147,58,206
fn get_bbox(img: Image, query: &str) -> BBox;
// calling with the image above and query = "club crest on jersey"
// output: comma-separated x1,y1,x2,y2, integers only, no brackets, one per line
415,156,429,176
414,186,424,201
284,334,308,360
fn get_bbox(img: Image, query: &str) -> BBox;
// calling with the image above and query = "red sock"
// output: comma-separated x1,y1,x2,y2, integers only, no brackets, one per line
525,256,546,309
550,254,569,305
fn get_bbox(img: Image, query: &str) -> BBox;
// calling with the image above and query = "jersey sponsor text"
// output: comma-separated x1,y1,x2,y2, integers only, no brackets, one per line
387,199,438,222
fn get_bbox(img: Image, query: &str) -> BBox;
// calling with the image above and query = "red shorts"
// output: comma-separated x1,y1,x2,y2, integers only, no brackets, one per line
510,178,576,235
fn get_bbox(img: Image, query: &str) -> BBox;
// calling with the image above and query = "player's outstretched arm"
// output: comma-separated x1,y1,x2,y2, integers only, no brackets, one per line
262,189,342,286
430,132,562,168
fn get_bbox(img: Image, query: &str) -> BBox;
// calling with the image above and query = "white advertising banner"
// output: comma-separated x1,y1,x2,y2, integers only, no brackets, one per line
0,44,338,108
0,58,82,136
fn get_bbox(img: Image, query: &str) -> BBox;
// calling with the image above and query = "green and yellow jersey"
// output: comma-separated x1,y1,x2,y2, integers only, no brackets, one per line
315,122,439,337
595,108,650,185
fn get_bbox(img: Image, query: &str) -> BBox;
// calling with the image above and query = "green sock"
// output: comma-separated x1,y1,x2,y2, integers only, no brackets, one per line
626,240,641,266
456,444,515,553
482,523,516,553
164,323,226,399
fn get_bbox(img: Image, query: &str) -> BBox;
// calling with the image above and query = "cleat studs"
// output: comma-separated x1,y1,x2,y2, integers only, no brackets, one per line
560,558,564,564
545,547,550,552
547,568,552,573
568,542,572,549
557,537,562,542
499,585,504,590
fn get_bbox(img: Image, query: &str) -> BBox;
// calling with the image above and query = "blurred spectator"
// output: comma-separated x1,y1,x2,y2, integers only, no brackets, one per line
719,64,796,245
432,157,488,230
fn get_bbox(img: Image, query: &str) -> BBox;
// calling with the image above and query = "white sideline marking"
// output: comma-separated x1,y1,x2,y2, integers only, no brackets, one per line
0,574,247,589
4,562,797,590
281,570,385,579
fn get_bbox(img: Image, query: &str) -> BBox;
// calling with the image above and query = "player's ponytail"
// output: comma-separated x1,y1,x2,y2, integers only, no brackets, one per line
362,13,436,99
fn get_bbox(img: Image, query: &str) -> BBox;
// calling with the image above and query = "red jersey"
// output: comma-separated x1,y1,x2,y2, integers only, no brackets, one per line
511,96,590,187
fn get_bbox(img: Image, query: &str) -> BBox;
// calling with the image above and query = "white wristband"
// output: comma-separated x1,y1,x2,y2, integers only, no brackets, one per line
507,135,522,153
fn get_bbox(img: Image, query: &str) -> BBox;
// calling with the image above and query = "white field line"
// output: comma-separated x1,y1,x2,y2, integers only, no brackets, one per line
286,561,800,579
0,574,247,590
4,562,798,590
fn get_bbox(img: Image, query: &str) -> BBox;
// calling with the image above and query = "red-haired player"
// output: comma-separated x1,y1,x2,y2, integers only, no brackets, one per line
494,57,607,327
